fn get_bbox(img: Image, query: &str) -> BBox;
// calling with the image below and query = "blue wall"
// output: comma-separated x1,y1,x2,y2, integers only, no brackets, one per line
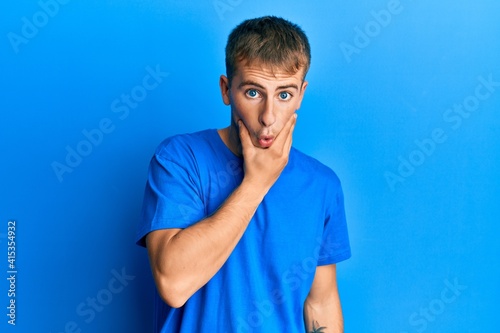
1,1,499,332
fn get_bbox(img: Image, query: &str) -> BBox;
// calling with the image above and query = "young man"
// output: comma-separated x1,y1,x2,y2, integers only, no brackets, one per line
136,16,351,332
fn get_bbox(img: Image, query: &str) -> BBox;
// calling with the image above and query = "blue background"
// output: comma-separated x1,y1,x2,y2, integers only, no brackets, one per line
1,1,499,332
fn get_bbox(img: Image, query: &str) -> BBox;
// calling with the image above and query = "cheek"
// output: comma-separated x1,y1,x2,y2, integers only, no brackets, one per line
230,104,246,124
230,106,254,135
279,106,297,122
231,100,255,123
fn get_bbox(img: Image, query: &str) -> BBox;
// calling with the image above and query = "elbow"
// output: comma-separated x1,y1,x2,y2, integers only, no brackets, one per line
155,274,191,308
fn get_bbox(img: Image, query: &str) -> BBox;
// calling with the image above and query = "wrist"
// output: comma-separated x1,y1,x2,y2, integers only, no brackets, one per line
239,177,270,202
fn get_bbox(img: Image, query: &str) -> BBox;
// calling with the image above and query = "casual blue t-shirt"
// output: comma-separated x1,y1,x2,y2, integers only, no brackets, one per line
136,129,351,332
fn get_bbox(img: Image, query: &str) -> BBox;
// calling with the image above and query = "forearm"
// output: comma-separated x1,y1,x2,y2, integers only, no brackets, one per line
148,178,268,307
303,293,343,333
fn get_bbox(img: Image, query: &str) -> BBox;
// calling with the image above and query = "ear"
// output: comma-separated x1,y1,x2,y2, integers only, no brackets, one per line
296,80,308,110
219,75,231,106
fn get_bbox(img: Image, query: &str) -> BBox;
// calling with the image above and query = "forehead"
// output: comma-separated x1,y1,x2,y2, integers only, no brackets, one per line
233,60,305,85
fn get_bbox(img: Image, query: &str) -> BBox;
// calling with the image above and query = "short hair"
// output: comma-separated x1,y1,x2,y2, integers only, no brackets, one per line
225,16,311,85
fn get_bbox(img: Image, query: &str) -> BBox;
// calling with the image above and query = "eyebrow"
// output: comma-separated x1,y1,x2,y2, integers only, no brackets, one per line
238,80,299,91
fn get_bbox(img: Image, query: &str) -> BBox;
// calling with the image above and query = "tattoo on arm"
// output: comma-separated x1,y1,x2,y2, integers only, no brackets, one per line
309,320,327,333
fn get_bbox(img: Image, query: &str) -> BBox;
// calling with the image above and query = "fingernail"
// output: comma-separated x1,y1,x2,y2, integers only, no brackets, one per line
294,113,298,119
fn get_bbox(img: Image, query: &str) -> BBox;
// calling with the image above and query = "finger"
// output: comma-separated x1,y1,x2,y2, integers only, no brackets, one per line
274,113,297,146
283,114,296,153
237,120,253,151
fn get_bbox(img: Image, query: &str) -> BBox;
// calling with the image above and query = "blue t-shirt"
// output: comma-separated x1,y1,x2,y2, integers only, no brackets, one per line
136,129,351,332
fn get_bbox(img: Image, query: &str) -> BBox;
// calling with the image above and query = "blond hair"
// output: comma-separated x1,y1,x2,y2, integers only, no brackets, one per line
225,16,311,85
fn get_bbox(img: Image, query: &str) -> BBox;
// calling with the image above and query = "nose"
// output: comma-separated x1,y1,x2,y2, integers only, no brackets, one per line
259,98,276,127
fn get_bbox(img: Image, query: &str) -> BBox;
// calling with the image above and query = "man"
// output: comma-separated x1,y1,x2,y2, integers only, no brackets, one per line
136,16,351,332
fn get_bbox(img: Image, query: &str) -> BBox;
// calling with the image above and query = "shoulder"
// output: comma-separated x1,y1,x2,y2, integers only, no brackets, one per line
289,147,342,189
155,129,217,161
149,129,219,179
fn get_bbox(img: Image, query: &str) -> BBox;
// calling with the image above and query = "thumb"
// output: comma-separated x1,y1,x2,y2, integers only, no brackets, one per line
238,120,252,150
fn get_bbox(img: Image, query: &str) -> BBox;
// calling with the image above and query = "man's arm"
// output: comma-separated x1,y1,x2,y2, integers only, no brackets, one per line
146,114,296,308
303,264,344,333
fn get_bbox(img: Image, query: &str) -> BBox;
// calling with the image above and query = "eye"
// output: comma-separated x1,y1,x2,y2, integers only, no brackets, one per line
278,91,292,101
246,89,260,98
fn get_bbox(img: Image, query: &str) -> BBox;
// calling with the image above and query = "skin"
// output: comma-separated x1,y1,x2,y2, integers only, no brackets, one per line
304,265,344,333
146,61,344,332
217,62,307,156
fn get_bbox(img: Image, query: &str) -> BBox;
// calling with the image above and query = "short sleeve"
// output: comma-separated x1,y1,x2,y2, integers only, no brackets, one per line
135,151,205,247
317,178,351,265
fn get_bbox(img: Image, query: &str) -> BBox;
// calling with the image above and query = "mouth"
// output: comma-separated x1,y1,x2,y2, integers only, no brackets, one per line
258,135,275,148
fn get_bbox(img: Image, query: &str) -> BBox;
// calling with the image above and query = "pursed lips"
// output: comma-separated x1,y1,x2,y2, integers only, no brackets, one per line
258,135,275,148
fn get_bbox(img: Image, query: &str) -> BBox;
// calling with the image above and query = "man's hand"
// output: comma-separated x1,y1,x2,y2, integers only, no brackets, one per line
238,113,297,191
